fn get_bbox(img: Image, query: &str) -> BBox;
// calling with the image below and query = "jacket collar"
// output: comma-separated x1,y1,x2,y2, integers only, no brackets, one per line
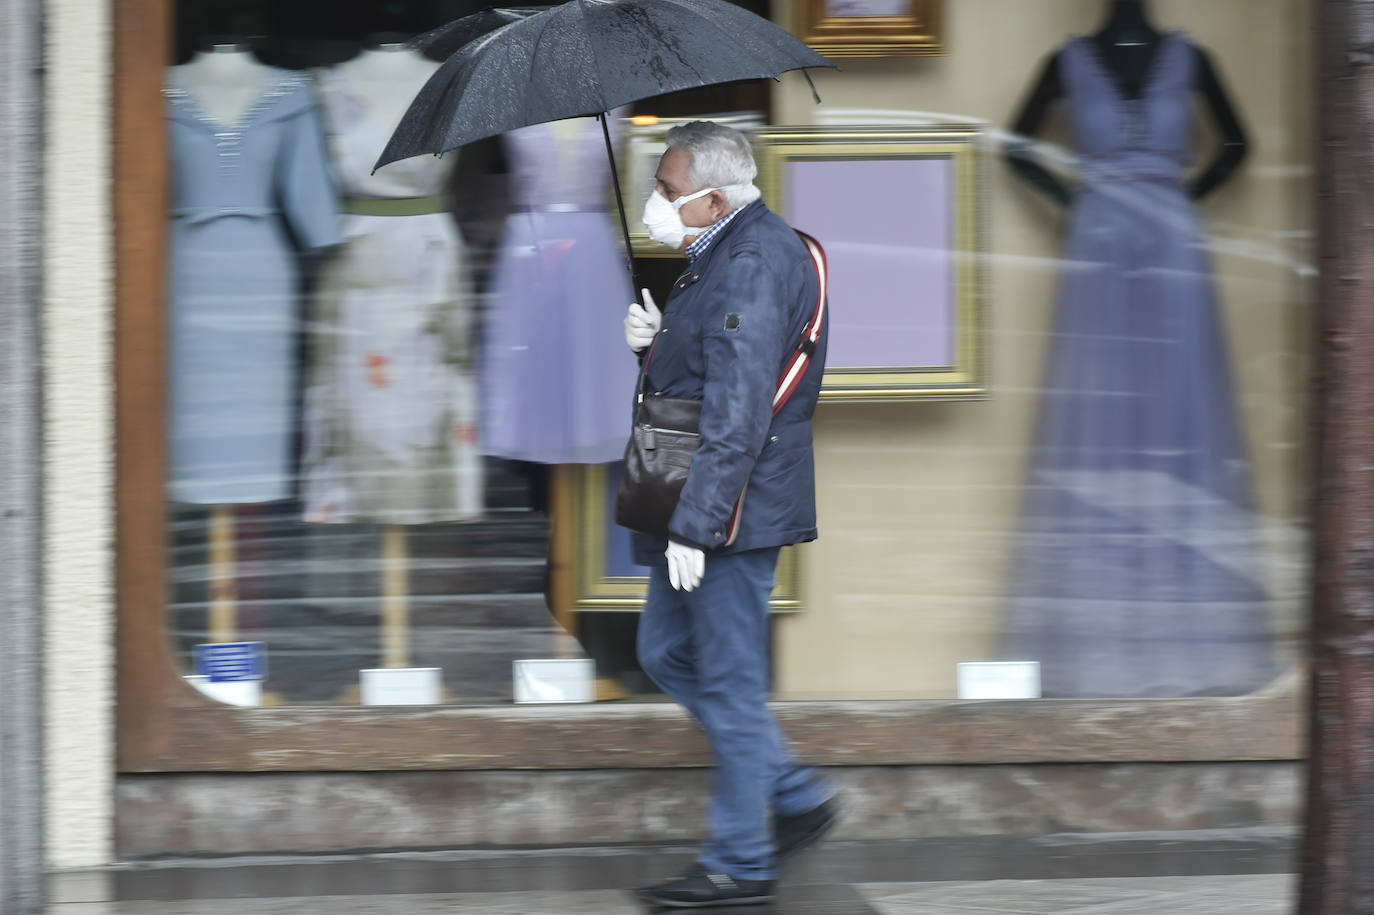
689,200,767,270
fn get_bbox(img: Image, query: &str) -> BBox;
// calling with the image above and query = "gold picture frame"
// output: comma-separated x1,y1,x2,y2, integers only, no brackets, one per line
795,0,942,58
757,125,987,401
572,464,802,613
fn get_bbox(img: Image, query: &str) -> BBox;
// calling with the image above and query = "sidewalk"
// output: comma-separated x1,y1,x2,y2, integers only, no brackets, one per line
48,874,1297,914
47,833,1299,914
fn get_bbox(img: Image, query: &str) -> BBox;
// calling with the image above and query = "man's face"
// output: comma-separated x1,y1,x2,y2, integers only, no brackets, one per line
655,146,729,239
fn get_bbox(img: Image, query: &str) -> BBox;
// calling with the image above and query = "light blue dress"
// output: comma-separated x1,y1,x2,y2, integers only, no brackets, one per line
165,69,341,504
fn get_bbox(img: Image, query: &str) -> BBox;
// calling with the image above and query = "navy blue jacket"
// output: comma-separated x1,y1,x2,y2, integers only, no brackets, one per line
629,201,828,565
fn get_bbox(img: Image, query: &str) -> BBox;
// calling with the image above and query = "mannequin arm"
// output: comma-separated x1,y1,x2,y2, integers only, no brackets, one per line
1188,45,1249,200
1006,53,1073,208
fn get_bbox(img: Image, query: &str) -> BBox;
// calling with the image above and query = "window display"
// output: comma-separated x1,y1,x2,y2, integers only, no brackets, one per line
151,0,1311,712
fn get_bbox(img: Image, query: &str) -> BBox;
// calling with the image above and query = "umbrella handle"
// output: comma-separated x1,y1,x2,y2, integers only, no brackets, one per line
599,112,643,304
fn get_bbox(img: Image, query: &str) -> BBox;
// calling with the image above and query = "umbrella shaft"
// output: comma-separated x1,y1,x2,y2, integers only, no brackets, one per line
600,112,642,298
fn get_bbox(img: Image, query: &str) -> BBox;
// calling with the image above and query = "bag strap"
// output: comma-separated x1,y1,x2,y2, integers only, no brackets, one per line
632,316,664,423
772,229,829,415
724,229,829,546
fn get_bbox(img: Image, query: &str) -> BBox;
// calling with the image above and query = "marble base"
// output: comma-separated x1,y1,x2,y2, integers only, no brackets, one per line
116,762,1302,857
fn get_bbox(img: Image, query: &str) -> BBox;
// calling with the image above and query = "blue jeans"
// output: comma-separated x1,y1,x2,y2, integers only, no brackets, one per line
637,547,832,881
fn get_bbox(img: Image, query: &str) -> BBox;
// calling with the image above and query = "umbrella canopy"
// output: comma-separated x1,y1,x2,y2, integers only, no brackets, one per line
375,0,836,169
408,6,550,60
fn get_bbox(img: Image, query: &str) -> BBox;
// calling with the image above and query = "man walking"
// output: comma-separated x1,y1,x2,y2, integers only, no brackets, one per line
622,120,836,908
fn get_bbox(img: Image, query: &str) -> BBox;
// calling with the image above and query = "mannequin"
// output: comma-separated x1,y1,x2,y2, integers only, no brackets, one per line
304,40,481,674
173,42,273,643
370,40,438,672
997,2,1276,697
165,43,340,648
1007,0,1248,205
342,39,439,135
481,114,639,698
176,42,271,128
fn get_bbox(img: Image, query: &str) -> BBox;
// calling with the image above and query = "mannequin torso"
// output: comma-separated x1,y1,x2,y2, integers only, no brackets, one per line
1006,0,1248,205
1089,0,1164,100
173,45,272,127
334,45,438,132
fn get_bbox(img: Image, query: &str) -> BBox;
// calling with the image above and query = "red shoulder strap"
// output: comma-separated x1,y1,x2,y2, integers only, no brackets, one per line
725,230,829,546
771,230,828,416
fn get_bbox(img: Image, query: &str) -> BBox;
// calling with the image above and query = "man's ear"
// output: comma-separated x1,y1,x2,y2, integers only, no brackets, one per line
710,189,729,219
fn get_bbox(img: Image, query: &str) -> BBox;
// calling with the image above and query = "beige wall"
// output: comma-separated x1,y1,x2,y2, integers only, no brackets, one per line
45,0,115,868
772,0,1315,698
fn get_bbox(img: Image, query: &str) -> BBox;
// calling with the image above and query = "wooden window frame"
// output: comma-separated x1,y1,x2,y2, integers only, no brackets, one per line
114,0,1305,773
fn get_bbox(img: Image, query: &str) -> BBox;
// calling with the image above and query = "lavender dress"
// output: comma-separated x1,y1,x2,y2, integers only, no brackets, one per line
1001,34,1277,697
480,117,638,464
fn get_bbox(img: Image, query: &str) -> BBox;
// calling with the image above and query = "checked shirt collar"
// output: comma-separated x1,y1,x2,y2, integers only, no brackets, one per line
684,201,751,262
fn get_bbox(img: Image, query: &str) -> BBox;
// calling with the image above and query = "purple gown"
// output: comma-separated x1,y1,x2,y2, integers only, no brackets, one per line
1001,34,1278,697
480,118,638,464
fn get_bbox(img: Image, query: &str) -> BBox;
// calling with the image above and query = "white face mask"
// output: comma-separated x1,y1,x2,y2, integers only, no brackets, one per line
641,186,718,250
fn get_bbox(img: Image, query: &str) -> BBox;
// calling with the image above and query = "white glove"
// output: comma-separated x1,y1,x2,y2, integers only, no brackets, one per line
665,540,705,592
624,288,662,353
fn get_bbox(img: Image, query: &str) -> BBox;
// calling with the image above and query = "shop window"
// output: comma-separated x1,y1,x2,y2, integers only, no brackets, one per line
118,0,1312,767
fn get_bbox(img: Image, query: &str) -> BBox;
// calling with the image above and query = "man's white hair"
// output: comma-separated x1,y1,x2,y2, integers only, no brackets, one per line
665,120,763,210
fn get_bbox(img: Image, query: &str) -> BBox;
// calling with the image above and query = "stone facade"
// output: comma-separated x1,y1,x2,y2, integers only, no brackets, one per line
117,763,1303,857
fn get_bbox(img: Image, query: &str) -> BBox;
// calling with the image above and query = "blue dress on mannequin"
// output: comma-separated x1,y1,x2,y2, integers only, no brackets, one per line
164,70,340,504
1001,34,1278,697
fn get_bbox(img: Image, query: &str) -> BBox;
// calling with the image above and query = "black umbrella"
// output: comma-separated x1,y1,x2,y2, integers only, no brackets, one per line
375,0,837,285
408,6,550,60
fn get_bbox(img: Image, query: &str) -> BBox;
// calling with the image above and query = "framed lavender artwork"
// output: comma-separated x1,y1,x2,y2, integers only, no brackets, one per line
795,0,941,58
757,126,987,401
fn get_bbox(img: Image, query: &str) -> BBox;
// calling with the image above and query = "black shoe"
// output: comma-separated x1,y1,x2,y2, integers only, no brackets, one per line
775,797,838,867
637,861,707,899
638,864,776,909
